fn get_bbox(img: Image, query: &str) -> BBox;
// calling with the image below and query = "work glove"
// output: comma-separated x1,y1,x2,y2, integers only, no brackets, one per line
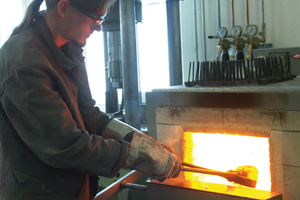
126,131,182,182
101,118,181,181
101,118,137,140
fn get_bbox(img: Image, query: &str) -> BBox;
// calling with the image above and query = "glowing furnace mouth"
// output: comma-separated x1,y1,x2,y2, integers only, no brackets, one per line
183,132,271,191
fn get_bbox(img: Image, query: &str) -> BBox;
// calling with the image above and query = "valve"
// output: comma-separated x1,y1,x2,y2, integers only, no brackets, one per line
245,24,266,60
215,27,232,61
216,39,231,61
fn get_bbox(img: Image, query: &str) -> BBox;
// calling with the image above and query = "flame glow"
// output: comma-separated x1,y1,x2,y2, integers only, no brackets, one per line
183,132,271,191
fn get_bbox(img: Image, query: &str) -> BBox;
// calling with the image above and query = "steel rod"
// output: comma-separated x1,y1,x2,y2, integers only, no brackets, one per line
246,0,249,25
166,0,183,86
193,0,199,62
261,0,266,39
121,182,147,191
231,0,235,26
217,0,221,28
94,170,146,200
201,0,207,61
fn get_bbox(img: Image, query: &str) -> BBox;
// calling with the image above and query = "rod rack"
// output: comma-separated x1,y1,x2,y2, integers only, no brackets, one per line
185,56,296,87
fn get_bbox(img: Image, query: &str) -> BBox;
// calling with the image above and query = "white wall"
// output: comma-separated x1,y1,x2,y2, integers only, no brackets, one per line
180,0,300,82
0,0,24,46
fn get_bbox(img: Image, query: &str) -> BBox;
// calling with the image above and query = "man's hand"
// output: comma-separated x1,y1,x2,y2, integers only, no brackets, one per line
126,131,181,182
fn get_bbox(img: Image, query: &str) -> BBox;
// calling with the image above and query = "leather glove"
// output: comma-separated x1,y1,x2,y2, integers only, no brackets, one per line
126,131,182,182
161,144,175,154
101,118,137,140
101,118,181,181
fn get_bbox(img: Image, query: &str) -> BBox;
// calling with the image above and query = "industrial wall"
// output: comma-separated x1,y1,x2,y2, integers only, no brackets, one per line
180,0,300,82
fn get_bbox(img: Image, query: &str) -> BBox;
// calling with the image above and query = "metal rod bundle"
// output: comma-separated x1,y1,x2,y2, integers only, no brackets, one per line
185,56,296,87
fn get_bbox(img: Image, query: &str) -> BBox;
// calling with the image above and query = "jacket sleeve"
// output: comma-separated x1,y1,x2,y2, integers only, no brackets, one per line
1,56,128,178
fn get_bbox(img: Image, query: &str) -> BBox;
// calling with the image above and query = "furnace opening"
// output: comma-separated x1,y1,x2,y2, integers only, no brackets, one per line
183,132,271,191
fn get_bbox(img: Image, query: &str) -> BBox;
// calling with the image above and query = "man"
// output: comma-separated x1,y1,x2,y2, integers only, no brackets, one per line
0,0,181,199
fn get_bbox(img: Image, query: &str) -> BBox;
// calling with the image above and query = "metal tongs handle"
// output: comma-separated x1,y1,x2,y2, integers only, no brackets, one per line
182,162,209,170
182,162,235,178
181,162,257,188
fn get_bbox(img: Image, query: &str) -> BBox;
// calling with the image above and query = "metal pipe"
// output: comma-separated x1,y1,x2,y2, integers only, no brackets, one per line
166,0,183,86
246,0,249,25
119,0,141,129
217,0,221,28
107,31,123,89
103,32,110,112
261,0,266,39
104,32,118,113
94,170,146,200
121,181,147,191
231,0,235,26
201,0,207,61
193,0,199,62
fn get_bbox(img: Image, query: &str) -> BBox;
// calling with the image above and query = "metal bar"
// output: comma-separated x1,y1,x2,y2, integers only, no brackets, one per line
188,62,191,82
261,0,266,39
217,0,221,28
246,0,249,25
201,0,207,61
121,181,147,191
193,0,199,62
166,0,183,86
119,0,140,129
231,0,235,26
94,170,146,200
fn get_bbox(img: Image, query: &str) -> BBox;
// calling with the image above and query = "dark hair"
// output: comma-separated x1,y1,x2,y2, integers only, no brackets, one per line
10,0,115,37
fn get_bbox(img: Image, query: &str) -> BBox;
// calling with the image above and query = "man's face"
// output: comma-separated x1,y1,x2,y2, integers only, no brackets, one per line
62,1,108,47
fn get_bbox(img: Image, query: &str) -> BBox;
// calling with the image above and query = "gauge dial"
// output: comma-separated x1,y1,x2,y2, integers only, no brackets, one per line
246,24,258,36
231,25,242,37
217,27,228,38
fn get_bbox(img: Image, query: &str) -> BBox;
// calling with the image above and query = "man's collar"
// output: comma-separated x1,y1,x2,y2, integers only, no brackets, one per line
35,14,77,70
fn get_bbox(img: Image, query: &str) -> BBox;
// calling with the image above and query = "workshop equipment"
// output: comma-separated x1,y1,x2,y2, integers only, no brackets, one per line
146,78,300,199
185,56,296,87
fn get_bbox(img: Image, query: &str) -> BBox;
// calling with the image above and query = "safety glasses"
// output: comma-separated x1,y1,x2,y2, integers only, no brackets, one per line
69,0,108,26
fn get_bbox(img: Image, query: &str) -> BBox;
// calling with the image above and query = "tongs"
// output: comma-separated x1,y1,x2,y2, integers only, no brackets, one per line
181,162,258,188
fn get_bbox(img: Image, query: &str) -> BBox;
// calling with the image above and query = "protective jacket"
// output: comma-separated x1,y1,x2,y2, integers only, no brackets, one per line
0,15,129,200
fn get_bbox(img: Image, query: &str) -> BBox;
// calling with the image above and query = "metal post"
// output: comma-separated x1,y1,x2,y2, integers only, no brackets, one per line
193,0,199,63
217,0,221,28
201,0,207,61
261,0,266,39
104,32,118,113
119,0,140,129
102,2,121,114
166,0,183,86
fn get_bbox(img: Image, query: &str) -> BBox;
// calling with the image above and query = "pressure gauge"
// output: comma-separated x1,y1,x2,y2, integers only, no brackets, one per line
217,27,228,38
246,24,258,36
231,25,243,37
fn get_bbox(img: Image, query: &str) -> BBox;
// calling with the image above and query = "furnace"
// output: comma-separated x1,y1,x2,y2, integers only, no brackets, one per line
146,78,300,200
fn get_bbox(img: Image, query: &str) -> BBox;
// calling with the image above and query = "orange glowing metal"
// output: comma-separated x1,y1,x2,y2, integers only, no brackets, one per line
183,132,271,191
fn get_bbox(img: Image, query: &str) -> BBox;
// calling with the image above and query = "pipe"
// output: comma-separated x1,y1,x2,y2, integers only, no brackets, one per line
166,0,183,86
94,170,146,200
107,31,122,89
261,0,266,39
231,0,235,27
217,0,221,27
193,0,198,62
104,32,118,113
119,0,141,129
121,181,147,191
201,0,207,61
246,0,249,25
